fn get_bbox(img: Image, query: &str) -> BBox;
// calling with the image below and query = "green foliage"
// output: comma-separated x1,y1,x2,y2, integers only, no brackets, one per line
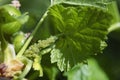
2,5,21,16
20,0,50,32
64,58,109,80
0,0,119,79
44,67,59,80
13,32,26,53
52,0,114,8
48,4,112,71
0,4,30,79
0,7,15,24
0,5,29,35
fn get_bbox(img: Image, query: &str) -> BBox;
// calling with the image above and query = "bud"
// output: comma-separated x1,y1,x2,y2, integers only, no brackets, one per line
11,0,21,9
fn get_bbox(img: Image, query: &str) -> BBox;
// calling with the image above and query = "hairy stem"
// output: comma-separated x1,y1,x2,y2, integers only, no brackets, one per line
17,11,48,57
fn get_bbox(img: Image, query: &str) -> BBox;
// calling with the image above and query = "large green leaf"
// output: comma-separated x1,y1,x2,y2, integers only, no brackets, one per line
49,4,112,71
64,58,109,80
52,0,114,7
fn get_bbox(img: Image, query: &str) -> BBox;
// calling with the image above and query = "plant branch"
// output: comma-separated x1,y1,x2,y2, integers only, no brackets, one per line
18,57,33,79
108,22,120,33
17,11,48,57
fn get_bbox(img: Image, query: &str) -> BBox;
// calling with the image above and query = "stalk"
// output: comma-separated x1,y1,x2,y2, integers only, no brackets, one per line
0,26,7,50
0,26,16,63
0,26,8,62
108,1,120,33
108,23,120,33
18,57,33,79
17,11,48,57
0,26,6,62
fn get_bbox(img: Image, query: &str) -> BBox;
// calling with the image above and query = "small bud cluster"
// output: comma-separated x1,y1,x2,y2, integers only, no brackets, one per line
11,0,21,9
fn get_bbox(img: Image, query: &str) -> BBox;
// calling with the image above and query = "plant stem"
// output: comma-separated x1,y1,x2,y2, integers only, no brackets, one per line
0,26,8,62
0,26,7,50
108,22,120,33
17,11,48,57
18,57,33,79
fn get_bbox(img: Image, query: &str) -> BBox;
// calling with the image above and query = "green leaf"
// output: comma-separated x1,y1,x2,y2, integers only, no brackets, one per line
44,67,59,80
16,12,29,25
2,5,21,17
0,6,21,34
64,58,109,80
2,21,21,34
13,32,26,53
49,4,112,71
0,8,15,24
0,5,29,35
52,0,114,7
107,1,120,23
